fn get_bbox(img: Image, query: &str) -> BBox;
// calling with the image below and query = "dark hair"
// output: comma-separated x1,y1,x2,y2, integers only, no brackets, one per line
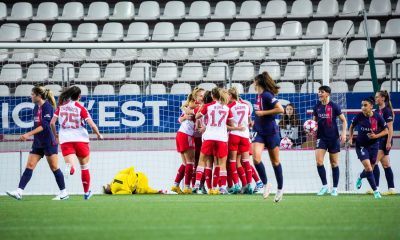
377,90,395,120
58,86,81,106
203,91,213,104
279,103,300,128
363,96,375,106
32,86,56,109
318,85,331,94
254,71,280,95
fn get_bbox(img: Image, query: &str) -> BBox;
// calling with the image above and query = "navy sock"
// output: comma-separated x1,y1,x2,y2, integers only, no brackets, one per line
332,166,339,188
18,168,33,190
53,168,66,190
273,164,283,190
384,167,395,189
360,170,367,179
373,165,380,187
366,171,377,191
317,165,327,185
254,162,267,185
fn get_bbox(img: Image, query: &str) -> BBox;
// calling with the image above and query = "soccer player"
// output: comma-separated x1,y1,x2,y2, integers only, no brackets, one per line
252,71,285,202
6,86,68,200
312,86,347,196
50,86,103,200
349,97,388,199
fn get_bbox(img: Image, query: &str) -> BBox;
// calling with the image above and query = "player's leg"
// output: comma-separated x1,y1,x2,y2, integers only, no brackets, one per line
203,157,213,193
240,137,253,193
252,142,269,198
381,151,396,195
192,153,207,192
329,152,339,196
268,146,283,202
361,158,381,199
171,153,186,194
182,149,195,194
75,142,92,200
46,150,68,200
316,148,329,195
237,155,247,189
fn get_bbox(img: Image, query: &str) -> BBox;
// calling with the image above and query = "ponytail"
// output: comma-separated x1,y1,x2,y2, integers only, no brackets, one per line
377,90,395,120
219,88,228,105
254,71,280,95
31,86,56,109
58,86,81,106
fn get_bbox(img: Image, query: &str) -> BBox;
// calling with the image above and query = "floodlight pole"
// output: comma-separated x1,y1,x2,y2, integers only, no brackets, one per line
362,9,379,93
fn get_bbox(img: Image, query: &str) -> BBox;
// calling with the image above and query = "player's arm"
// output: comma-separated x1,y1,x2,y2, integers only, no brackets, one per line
368,116,388,139
255,101,284,117
50,115,58,141
195,104,206,119
86,118,103,140
338,114,347,144
20,106,53,141
386,121,393,150
20,126,44,141
113,189,132,195
348,123,355,146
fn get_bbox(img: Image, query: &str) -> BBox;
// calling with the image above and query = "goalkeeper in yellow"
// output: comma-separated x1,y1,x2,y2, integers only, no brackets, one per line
103,167,163,194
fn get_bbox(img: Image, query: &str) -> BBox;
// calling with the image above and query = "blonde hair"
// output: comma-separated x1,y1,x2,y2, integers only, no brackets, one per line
228,87,239,101
211,87,228,105
32,86,56,109
182,87,204,109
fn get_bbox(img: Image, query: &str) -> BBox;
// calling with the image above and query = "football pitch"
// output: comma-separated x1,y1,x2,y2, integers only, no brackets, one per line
0,194,399,240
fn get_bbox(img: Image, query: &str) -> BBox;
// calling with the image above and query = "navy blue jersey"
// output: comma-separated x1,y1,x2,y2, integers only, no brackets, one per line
313,101,342,140
378,106,393,124
253,90,279,135
351,112,387,147
32,101,57,148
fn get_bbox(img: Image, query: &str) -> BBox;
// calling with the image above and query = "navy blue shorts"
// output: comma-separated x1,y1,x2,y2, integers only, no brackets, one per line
379,138,392,156
316,138,340,153
356,143,378,164
30,145,58,158
252,132,280,150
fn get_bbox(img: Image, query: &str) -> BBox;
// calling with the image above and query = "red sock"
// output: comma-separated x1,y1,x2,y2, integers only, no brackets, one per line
242,159,253,184
174,164,186,185
229,160,239,185
212,166,220,189
237,166,247,186
184,162,194,187
205,167,212,189
251,165,261,182
81,169,90,193
195,166,204,186
219,170,227,187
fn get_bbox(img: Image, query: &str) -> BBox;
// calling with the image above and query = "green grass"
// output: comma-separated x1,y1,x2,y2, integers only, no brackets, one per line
0,194,399,240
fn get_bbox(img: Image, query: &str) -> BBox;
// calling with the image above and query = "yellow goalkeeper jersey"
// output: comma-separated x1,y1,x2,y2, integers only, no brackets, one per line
110,167,158,194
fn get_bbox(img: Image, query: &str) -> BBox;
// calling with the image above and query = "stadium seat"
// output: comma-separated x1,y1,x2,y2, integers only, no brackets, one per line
111,49,138,61
381,81,400,92
200,22,225,41
394,1,400,16
98,22,124,42
58,2,84,21
262,0,287,19
7,2,32,21
356,19,381,38
0,64,22,83
211,1,236,19
340,0,364,17
163,48,189,61
237,1,261,19
137,49,164,61
152,63,178,82
20,23,47,42
33,2,58,21
174,22,200,41
14,84,34,96
231,62,254,82
145,84,166,95
214,48,240,61
0,23,21,41
266,47,292,60
333,60,360,80
292,46,318,60
126,63,151,82
225,22,251,40
123,22,149,41
248,84,256,93
160,1,185,20
61,49,87,62
240,47,266,61
277,82,296,93
24,64,49,82
353,81,373,92
346,40,368,59
203,63,230,82
178,63,203,82
185,1,210,19
308,61,333,81
252,21,276,40
135,1,160,20
330,81,349,93
300,82,321,93
329,20,355,39
151,22,175,41
0,85,10,96
276,21,302,39
198,83,217,91
93,84,115,95
0,2,6,20
287,0,313,18
329,40,345,59
170,83,191,94
75,63,101,82
71,84,89,95
0,49,8,62
259,62,281,81
86,49,112,62
101,63,126,82
49,63,75,82
360,60,387,80
188,48,214,61
109,2,134,20
374,39,397,58
226,83,244,94
44,84,62,96
382,19,400,38
72,23,98,42
303,21,328,39
49,23,73,41
9,49,35,62
368,0,391,16
84,2,109,20
281,61,307,81
390,59,400,79
35,49,62,62
119,84,141,95
314,0,339,17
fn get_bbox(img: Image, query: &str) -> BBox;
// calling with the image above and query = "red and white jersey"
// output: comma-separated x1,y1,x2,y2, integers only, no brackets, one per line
228,101,250,138
54,100,91,144
177,112,195,136
200,101,232,142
